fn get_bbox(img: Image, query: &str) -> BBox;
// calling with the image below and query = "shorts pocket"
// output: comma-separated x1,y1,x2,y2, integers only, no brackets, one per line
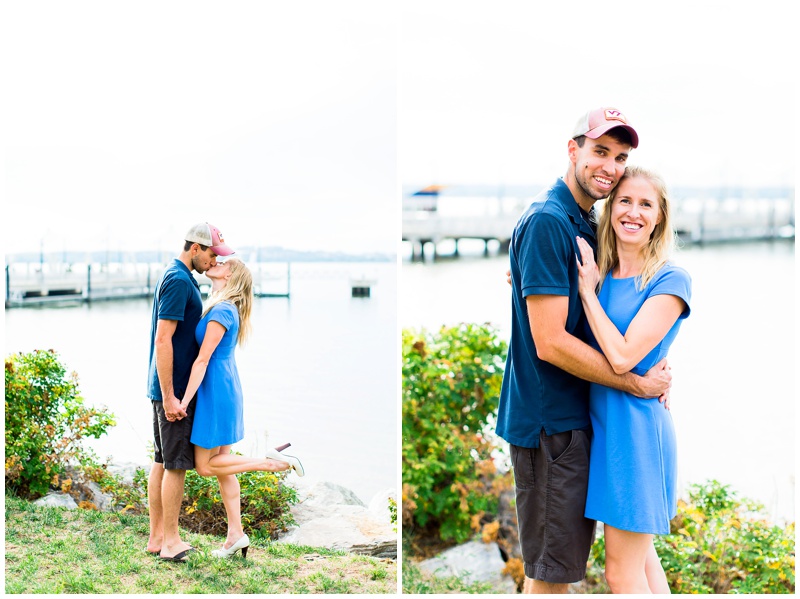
544,430,576,463
550,429,590,468
510,444,536,489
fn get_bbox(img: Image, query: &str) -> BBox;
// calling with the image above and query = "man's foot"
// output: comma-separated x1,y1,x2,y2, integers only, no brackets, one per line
160,541,194,560
159,547,196,562
146,538,163,555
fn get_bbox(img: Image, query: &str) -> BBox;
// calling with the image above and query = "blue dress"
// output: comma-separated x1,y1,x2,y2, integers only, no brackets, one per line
584,264,691,534
190,301,245,449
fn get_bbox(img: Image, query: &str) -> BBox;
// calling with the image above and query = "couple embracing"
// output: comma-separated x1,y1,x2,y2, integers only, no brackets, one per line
146,223,304,563
498,108,691,594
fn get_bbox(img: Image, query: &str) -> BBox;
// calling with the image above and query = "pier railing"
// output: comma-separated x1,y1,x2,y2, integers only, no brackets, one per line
402,194,795,259
5,262,291,308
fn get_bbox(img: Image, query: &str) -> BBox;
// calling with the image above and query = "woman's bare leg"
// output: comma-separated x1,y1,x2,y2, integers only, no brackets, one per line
194,445,290,477
213,446,246,548
604,524,653,594
644,540,670,594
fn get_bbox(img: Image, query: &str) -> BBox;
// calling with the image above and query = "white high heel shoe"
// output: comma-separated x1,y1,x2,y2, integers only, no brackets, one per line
211,534,250,559
265,448,305,477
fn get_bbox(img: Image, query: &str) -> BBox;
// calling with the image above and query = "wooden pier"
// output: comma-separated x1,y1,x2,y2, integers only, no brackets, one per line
5,262,291,308
403,195,795,260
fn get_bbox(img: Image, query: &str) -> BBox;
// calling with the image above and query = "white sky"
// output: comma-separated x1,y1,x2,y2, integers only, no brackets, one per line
400,0,796,191
3,1,796,256
2,1,397,255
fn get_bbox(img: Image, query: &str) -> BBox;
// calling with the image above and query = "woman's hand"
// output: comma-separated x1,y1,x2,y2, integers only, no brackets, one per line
575,236,600,297
178,394,192,413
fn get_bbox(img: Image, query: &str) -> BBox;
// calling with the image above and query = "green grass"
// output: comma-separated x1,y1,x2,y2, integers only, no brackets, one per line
401,559,499,594
4,495,396,594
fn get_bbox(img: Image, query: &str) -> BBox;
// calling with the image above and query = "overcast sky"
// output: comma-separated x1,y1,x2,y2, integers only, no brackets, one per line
3,1,795,257
400,1,795,192
3,1,397,256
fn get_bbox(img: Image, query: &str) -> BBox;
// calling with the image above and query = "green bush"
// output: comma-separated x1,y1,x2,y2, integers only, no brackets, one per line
586,480,795,594
5,350,116,498
181,462,298,541
402,324,508,544
82,452,299,540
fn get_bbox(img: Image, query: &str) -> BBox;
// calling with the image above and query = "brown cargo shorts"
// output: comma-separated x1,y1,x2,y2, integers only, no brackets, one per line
152,398,196,470
510,428,596,584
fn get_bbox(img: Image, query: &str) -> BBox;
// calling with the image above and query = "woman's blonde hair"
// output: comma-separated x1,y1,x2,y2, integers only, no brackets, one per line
203,258,253,346
595,165,677,291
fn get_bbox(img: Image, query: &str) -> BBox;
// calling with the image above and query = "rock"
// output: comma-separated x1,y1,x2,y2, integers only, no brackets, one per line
278,481,397,559
299,481,366,509
496,487,521,562
33,492,78,510
61,465,116,511
105,461,146,485
417,540,517,593
85,481,114,511
368,488,397,524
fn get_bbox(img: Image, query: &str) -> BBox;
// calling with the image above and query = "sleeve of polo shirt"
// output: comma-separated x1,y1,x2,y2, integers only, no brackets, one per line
157,276,191,321
207,302,237,331
649,266,692,319
519,213,573,298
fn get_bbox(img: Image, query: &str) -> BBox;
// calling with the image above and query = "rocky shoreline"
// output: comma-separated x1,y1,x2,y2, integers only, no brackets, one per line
33,462,397,560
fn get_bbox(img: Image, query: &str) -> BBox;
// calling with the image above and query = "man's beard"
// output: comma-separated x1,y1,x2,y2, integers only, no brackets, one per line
575,163,610,202
191,255,206,273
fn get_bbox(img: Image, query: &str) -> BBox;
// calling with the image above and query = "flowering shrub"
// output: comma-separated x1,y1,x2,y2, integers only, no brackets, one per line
402,324,508,543
5,350,116,498
587,480,795,594
181,462,298,540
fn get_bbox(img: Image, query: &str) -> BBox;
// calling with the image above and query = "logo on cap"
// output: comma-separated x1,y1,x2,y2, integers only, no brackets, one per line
604,109,627,123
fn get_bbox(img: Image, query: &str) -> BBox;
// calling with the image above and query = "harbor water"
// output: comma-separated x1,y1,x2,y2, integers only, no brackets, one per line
401,239,795,524
5,261,397,505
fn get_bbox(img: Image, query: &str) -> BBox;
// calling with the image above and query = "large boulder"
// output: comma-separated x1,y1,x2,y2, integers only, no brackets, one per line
278,482,397,559
33,492,78,510
417,540,517,593
368,488,397,524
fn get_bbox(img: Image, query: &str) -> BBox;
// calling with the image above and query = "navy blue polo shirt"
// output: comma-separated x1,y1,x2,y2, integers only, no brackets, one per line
146,259,203,402
496,178,598,448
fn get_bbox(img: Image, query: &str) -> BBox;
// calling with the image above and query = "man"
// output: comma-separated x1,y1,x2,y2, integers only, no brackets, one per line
146,222,234,561
496,108,672,593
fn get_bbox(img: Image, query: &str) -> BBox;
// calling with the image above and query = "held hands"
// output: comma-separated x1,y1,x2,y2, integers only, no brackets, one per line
575,236,600,297
164,393,188,422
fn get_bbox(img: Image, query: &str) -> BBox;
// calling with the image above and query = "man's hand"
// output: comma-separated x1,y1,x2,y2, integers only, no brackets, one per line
164,394,187,422
659,388,671,410
634,358,672,400
506,269,512,286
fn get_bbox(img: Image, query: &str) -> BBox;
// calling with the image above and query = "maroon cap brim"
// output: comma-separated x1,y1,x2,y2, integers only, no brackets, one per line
585,123,639,149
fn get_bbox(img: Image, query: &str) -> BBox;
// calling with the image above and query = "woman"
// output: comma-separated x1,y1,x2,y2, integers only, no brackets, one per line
576,166,691,593
178,257,304,560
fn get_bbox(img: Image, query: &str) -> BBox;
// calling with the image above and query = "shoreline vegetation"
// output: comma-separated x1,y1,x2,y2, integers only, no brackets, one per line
402,324,795,594
5,349,397,593
4,494,396,594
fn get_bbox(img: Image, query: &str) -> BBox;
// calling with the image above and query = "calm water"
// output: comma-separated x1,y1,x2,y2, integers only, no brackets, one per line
401,240,796,523
5,262,397,504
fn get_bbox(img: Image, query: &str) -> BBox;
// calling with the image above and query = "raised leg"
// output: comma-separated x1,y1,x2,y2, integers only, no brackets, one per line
194,445,290,478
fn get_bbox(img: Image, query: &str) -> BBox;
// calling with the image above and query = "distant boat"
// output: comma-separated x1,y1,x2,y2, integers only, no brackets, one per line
406,185,446,212
411,185,446,196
